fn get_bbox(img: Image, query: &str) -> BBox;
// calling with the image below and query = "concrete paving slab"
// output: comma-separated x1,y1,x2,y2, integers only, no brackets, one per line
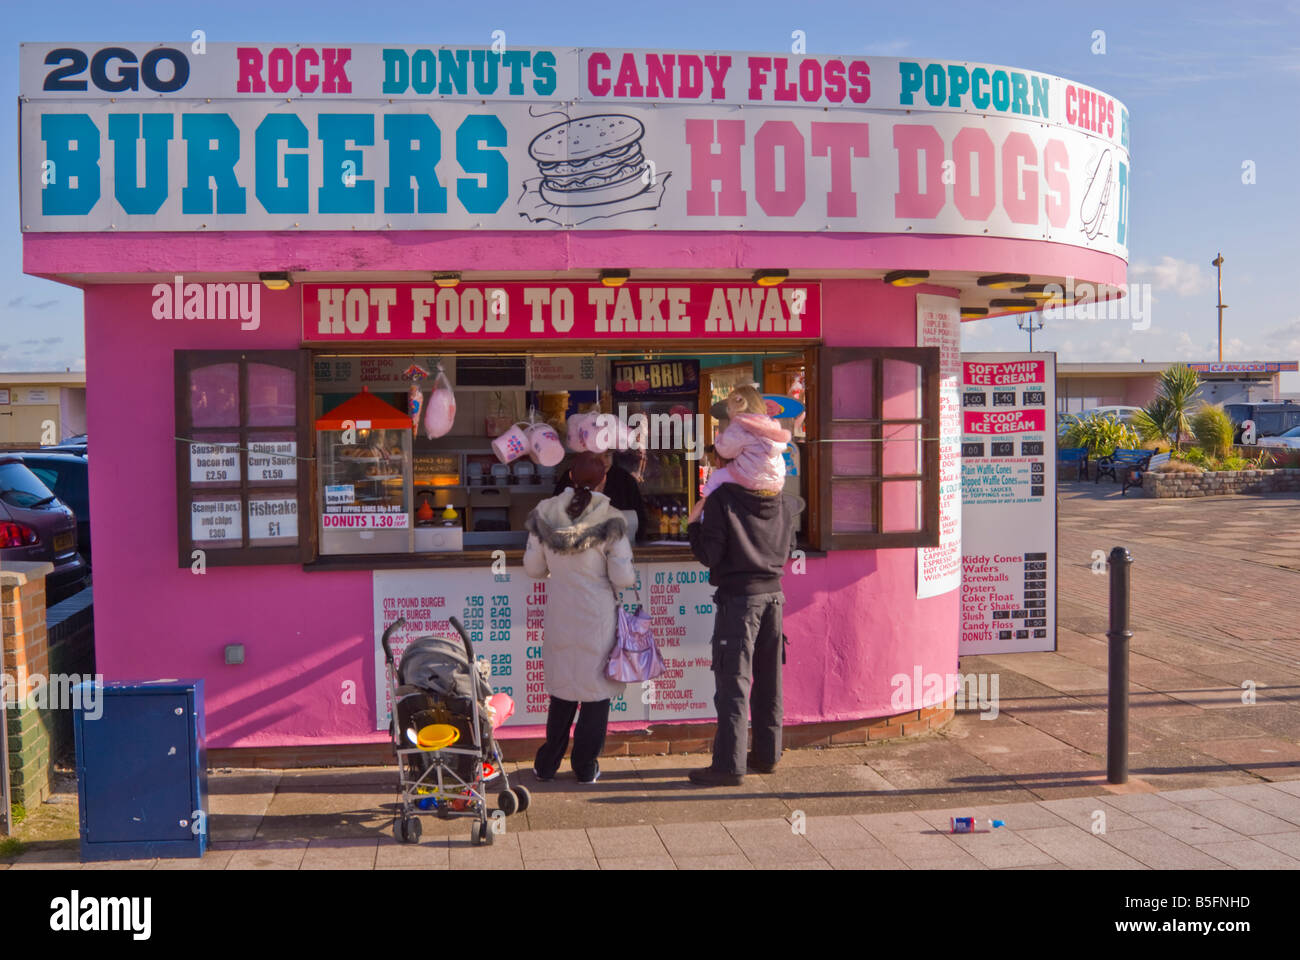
819,846,910,869
154,850,236,869
1015,826,1147,869
799,815,882,853
447,833,523,870
1177,797,1300,836
1097,827,1232,869
525,857,599,870
1254,832,1300,859
584,825,669,859
1194,839,1300,869
374,837,450,869
1122,807,1246,845
673,854,754,869
912,801,1071,832
518,827,593,861
596,855,676,869
722,818,824,864
1211,784,1300,826
655,821,742,858
301,838,380,869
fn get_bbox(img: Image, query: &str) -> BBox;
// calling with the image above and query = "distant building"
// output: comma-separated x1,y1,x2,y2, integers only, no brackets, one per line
1056,361,1297,412
0,370,86,446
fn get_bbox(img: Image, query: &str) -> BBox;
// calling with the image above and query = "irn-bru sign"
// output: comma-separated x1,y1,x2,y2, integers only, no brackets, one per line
19,44,1129,258
301,282,821,341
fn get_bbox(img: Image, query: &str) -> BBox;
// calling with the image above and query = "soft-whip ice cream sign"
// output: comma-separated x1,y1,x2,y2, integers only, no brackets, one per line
19,43,1128,256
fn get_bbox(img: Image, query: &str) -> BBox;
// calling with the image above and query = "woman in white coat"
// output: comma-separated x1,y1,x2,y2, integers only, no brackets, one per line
523,451,637,783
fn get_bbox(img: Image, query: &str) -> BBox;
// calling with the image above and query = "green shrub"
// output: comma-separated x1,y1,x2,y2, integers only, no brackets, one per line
1192,404,1235,459
1179,446,1212,467
0,837,26,859
1217,456,1250,471
1061,412,1141,458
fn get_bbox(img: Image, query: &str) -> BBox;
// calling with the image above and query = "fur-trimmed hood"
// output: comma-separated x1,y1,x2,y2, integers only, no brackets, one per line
524,489,628,554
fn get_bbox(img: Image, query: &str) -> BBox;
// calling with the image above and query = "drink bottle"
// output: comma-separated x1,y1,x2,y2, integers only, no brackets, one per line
950,817,1006,834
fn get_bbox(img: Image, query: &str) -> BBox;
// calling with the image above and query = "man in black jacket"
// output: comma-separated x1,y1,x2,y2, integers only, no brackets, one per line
685,482,803,786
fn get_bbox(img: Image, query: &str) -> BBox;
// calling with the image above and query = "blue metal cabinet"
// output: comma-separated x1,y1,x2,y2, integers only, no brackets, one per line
73,680,208,861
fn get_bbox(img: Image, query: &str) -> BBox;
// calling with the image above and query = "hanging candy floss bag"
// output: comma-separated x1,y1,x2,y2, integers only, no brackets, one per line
423,363,456,439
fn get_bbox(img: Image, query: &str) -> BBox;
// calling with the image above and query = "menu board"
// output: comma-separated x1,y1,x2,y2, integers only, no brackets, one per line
916,294,963,598
373,563,719,731
958,353,1056,654
247,440,297,482
191,499,242,544
189,441,241,484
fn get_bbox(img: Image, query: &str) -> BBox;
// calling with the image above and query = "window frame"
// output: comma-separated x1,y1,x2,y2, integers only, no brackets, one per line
174,350,316,568
814,345,941,551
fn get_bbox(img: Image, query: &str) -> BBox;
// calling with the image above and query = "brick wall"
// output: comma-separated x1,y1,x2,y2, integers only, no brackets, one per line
208,698,958,768
2,562,55,808
1146,467,1300,498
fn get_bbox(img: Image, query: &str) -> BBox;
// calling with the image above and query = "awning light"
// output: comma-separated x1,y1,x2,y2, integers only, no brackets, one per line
433,272,461,288
883,270,930,287
753,269,789,287
599,269,631,288
977,273,1031,289
259,271,292,291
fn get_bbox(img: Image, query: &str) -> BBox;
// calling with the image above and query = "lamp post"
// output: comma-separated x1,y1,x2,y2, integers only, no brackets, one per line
1212,253,1227,362
1017,313,1044,351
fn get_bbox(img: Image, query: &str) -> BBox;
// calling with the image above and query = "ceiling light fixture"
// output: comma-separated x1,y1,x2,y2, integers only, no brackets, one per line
977,273,1031,289
753,269,789,287
433,272,461,288
599,269,631,288
883,270,931,287
259,271,292,291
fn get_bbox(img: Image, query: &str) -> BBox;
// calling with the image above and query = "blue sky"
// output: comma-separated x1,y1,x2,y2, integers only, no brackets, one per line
4,0,1299,388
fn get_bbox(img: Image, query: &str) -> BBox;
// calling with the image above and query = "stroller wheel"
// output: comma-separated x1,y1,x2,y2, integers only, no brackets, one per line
513,784,532,812
496,788,519,817
471,819,494,846
396,815,421,845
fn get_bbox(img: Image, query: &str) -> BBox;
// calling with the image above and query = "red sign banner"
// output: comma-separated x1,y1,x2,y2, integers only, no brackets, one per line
302,282,820,342
963,360,1047,386
963,410,1047,434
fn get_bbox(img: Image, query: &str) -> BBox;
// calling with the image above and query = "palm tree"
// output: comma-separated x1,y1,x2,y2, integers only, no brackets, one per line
1135,365,1202,452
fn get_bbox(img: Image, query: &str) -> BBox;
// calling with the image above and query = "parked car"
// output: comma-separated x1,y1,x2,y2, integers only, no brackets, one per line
39,433,87,457
10,452,91,566
1257,425,1300,450
0,457,88,604
1223,402,1300,443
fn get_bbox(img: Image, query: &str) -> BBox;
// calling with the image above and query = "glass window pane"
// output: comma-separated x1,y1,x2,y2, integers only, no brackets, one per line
189,363,240,427
881,360,921,420
831,480,875,533
881,423,921,476
831,359,873,419
830,422,877,477
248,363,296,426
881,480,922,532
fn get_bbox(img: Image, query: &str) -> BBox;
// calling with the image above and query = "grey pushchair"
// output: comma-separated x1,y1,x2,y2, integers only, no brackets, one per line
382,615,530,846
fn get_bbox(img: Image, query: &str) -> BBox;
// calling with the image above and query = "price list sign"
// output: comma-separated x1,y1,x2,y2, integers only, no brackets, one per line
958,353,1056,654
373,563,719,731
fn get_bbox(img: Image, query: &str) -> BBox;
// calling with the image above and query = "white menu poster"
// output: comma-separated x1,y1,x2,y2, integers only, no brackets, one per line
373,563,718,731
959,353,1056,654
916,294,963,598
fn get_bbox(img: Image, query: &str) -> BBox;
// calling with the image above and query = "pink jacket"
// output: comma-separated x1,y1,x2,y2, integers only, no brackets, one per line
713,413,792,492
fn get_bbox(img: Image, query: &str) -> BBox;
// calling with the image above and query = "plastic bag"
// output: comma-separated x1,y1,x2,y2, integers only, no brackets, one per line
424,364,456,439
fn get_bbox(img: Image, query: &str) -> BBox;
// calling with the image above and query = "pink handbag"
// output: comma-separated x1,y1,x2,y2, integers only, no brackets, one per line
605,582,666,683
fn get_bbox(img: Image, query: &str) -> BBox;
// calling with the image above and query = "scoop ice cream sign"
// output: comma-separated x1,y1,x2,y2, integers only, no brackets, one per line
19,44,1128,257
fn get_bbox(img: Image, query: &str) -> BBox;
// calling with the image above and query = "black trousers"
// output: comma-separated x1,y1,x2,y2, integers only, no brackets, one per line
534,696,611,781
710,591,785,776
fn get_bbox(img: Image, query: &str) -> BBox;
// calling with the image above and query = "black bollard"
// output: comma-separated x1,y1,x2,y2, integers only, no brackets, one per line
1107,546,1134,784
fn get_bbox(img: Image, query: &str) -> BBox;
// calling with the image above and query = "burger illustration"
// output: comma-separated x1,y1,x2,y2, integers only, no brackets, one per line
529,114,650,207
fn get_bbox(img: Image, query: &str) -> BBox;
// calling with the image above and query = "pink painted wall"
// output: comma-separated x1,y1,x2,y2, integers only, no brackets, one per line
56,228,1120,749
81,275,957,747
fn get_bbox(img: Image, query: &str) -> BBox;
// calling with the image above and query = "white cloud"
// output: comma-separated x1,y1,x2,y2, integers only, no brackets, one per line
1264,318,1300,356
1130,256,1213,297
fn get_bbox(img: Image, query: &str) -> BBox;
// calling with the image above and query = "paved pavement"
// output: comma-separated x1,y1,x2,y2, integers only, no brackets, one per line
4,485,1298,869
